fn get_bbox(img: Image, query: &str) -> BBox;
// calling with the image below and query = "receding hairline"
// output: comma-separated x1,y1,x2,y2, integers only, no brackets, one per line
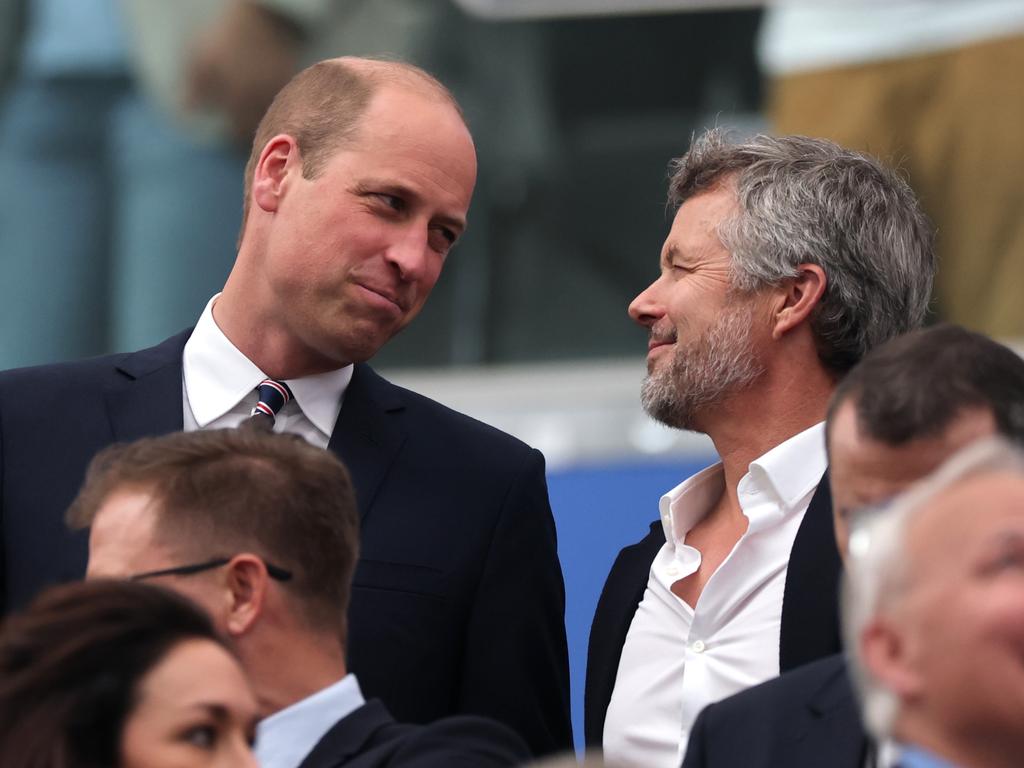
326,56,464,112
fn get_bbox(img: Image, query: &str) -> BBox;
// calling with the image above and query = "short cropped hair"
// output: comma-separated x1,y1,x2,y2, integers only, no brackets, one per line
669,130,935,373
240,57,463,228
68,428,359,639
0,580,230,768
826,323,1024,448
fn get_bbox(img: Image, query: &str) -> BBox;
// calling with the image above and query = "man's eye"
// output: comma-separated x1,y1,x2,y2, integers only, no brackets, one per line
375,193,404,211
427,227,456,255
183,725,217,749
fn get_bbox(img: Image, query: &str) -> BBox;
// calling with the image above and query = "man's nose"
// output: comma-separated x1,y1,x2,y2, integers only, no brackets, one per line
628,280,664,328
384,226,431,281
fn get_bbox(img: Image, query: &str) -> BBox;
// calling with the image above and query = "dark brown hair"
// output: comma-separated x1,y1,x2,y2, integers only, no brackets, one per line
0,580,229,768
67,428,359,638
827,323,1024,448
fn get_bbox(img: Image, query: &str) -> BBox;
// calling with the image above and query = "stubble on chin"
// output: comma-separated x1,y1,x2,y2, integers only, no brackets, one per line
640,303,765,431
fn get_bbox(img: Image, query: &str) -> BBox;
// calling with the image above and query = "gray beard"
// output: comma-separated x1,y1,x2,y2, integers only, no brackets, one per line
640,302,765,431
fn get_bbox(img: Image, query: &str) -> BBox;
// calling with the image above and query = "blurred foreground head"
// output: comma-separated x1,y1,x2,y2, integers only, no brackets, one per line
827,323,1024,556
0,580,258,768
69,427,359,717
844,438,1024,768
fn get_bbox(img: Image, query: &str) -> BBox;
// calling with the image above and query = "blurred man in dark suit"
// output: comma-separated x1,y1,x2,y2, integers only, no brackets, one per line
846,438,1024,768
0,56,570,755
74,427,531,768
682,324,1024,768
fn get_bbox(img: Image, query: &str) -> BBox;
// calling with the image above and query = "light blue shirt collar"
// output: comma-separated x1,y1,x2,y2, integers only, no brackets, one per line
898,744,961,768
255,674,365,768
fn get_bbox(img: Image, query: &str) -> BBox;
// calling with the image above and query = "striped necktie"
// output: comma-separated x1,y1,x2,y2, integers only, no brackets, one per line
248,379,293,427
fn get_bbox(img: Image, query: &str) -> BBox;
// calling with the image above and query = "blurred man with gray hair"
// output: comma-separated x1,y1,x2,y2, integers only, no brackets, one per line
681,323,1024,768
845,437,1024,768
586,129,936,767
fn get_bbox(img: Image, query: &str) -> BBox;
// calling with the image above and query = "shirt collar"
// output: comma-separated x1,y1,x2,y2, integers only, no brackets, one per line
255,674,365,768
896,745,962,768
658,421,827,546
183,295,353,435
745,421,827,512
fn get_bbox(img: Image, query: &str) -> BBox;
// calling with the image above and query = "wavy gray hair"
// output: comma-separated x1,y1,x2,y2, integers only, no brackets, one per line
669,130,935,373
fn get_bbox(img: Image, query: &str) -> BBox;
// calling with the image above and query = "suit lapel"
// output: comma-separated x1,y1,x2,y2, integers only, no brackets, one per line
779,469,843,671
328,364,407,521
792,658,868,768
584,521,663,745
105,330,191,441
297,699,396,768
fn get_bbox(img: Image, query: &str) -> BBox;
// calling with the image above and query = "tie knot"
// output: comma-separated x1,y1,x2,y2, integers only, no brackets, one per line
250,379,293,423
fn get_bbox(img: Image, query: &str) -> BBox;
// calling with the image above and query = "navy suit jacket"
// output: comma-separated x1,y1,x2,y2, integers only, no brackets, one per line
583,474,842,746
298,699,531,768
682,654,870,768
0,331,572,756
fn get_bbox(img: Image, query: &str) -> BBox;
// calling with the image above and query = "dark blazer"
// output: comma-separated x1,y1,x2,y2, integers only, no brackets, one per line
583,474,842,746
298,699,531,768
0,331,572,756
681,654,870,768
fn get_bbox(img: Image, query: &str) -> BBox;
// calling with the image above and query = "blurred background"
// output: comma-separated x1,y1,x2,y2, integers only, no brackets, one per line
2,0,1022,746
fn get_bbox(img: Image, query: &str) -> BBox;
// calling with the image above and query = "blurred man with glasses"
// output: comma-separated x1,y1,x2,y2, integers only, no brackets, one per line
70,426,530,768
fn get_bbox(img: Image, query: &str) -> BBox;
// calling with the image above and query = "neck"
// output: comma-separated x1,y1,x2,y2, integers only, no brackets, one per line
704,357,834,502
241,630,349,717
215,268,349,379
898,716,1024,768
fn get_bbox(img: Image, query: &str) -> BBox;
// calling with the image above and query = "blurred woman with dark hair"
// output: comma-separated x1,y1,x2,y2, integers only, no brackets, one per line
0,579,259,768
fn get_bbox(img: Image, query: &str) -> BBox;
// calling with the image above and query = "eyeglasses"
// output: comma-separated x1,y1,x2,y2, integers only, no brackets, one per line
130,557,293,582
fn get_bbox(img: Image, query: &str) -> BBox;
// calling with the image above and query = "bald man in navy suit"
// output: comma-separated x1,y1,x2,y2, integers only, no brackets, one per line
0,56,571,756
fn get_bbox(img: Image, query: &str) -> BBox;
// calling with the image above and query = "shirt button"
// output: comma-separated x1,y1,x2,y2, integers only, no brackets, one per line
667,565,679,577
691,640,706,653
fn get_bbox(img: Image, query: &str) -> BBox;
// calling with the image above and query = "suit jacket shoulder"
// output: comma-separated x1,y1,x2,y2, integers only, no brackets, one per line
0,331,190,613
682,654,868,768
298,699,531,768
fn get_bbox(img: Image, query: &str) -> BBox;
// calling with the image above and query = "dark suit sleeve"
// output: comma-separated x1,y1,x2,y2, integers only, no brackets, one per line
681,704,714,768
457,447,573,756
385,716,533,768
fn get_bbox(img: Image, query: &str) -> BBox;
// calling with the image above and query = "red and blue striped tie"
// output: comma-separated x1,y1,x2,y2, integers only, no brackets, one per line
249,379,293,426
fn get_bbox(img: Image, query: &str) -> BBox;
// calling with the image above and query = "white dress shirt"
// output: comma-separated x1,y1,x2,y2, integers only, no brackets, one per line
182,295,353,448
255,674,365,768
603,422,828,768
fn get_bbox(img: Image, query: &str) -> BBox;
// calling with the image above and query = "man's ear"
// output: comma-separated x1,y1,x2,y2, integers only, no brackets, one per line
860,616,922,700
221,554,270,637
251,134,300,214
771,263,827,340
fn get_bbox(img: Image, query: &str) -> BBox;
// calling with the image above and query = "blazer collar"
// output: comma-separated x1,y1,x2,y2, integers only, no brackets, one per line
794,656,868,768
106,330,192,442
328,364,407,521
297,699,396,768
780,469,843,671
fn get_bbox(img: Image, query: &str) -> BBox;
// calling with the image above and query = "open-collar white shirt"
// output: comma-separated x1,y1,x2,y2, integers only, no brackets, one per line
603,422,828,768
255,674,365,768
182,295,353,448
